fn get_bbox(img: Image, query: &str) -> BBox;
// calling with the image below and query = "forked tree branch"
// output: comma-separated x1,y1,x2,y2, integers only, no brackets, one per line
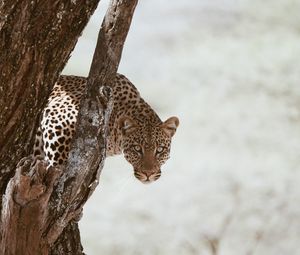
0,0,138,254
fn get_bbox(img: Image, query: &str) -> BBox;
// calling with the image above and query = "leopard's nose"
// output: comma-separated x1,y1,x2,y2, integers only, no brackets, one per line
144,171,161,182
144,172,151,178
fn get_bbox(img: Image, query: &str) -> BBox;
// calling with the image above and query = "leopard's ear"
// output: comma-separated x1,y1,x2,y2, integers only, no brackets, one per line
161,116,179,137
118,116,137,135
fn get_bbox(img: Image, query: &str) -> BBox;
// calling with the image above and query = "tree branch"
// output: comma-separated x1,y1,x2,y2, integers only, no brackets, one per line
0,0,138,254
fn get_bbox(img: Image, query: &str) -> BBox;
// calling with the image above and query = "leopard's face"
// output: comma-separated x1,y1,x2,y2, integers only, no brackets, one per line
119,116,179,184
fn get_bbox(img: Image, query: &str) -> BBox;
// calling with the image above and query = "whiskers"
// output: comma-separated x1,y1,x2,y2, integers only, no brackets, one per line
134,171,143,180
152,172,161,181
134,170,161,183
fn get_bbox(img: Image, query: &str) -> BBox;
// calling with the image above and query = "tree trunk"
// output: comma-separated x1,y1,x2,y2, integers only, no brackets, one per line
0,0,138,254
0,0,100,213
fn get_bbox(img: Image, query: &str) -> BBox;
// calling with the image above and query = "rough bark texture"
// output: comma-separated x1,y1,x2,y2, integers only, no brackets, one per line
0,0,100,212
89,0,138,89
0,0,138,254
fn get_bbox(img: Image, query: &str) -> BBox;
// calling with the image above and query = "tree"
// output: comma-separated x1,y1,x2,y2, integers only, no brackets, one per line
0,0,138,254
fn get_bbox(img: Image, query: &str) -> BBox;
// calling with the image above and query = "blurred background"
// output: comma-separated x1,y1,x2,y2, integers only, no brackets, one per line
63,0,300,254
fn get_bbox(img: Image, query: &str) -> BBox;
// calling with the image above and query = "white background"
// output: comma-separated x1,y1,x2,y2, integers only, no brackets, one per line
64,0,300,254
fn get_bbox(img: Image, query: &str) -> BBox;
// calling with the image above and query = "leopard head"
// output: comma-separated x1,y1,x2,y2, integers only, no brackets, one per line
119,116,179,184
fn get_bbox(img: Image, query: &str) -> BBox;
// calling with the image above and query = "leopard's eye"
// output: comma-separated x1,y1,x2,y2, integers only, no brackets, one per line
133,145,142,153
156,146,164,154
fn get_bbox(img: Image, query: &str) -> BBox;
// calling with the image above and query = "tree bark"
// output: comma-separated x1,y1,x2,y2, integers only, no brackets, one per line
0,0,138,254
0,0,100,213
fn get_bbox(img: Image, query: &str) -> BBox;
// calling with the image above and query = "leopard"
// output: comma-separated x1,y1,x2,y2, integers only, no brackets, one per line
33,73,179,184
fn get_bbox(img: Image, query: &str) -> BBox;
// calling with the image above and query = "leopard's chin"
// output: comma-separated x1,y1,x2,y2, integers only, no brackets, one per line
140,179,153,184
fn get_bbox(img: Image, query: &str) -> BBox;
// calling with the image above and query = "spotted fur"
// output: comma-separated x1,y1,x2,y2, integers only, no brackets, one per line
34,74,179,183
